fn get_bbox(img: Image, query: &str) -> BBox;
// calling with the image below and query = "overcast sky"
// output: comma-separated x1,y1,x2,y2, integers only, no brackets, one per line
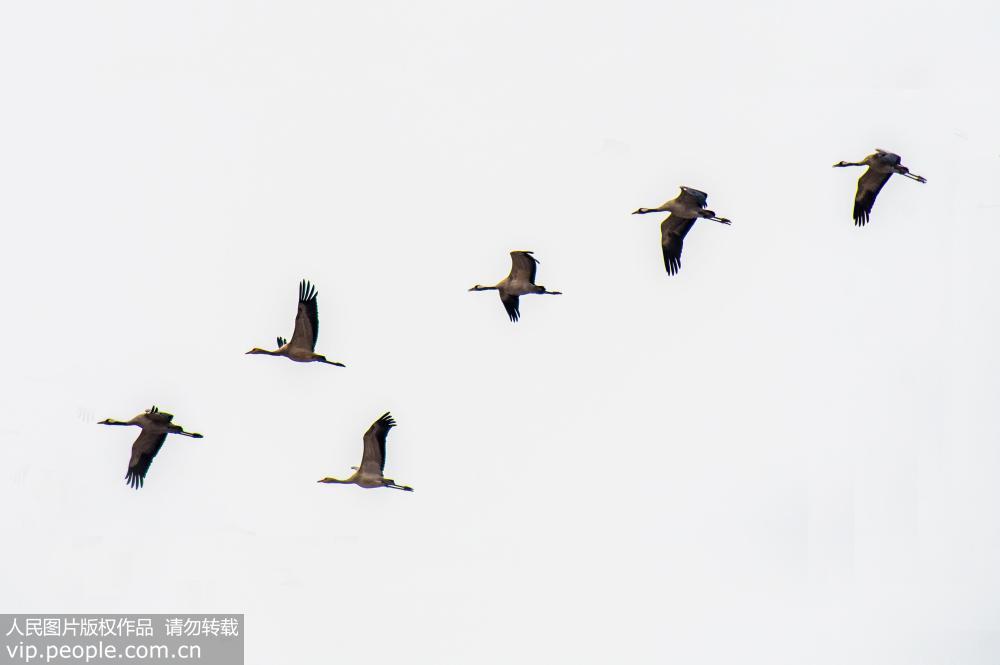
2,1,1000,663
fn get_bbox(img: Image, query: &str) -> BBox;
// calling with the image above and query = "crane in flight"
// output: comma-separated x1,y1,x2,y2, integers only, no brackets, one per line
317,412,413,492
246,279,346,366
468,250,562,322
98,405,203,489
632,186,732,275
833,149,926,226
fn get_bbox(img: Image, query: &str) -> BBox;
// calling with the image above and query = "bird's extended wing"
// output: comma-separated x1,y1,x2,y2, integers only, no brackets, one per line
125,430,167,489
500,293,521,322
873,149,901,166
678,186,709,210
508,251,538,284
853,168,891,227
360,412,396,475
289,280,319,351
660,214,696,276
145,407,174,425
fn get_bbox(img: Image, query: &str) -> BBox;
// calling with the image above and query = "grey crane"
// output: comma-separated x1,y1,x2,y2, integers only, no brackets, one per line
632,186,732,275
317,412,413,491
98,405,203,489
246,279,345,366
468,250,562,322
833,149,926,226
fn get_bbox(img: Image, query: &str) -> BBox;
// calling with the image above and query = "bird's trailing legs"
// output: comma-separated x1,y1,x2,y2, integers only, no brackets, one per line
168,424,203,438
698,210,732,225
898,170,927,183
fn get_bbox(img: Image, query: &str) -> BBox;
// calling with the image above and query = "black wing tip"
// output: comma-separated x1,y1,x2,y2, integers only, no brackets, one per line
662,248,681,275
378,412,397,429
125,470,143,490
853,204,871,226
501,295,521,322
298,279,318,303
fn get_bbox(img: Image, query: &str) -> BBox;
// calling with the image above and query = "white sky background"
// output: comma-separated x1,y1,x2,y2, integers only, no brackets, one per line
1,0,999,662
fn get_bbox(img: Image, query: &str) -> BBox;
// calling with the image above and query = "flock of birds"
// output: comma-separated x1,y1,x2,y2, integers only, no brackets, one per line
97,148,926,491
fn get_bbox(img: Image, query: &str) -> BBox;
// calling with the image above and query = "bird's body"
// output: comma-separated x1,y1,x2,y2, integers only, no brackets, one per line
272,338,324,363
833,149,926,226
246,280,345,366
469,250,562,322
98,405,203,489
632,186,732,275
317,412,413,491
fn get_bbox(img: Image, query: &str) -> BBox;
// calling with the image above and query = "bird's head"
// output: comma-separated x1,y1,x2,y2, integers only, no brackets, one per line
245,347,267,355
632,207,650,214
468,285,488,291
832,161,850,168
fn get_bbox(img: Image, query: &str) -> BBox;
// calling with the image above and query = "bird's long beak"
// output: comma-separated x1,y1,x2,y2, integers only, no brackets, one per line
903,173,927,183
